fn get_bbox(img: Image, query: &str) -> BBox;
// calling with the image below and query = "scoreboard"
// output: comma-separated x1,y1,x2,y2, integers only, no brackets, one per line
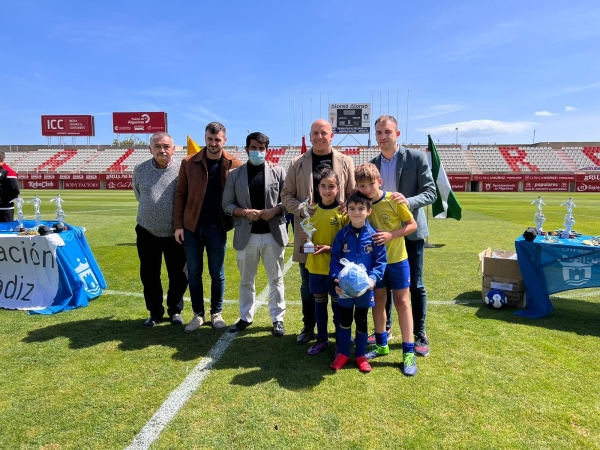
328,103,371,134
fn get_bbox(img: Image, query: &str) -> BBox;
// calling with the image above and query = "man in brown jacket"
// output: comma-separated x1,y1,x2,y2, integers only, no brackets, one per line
174,122,242,332
281,119,355,344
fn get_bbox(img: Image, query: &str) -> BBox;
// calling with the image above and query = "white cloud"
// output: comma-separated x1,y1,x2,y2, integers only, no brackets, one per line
565,106,577,112
188,106,226,122
441,20,522,61
543,80,600,98
184,107,227,124
412,104,465,120
418,119,535,137
534,111,555,116
137,87,191,98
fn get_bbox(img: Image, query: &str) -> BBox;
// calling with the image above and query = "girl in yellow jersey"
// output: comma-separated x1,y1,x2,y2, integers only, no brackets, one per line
302,167,349,355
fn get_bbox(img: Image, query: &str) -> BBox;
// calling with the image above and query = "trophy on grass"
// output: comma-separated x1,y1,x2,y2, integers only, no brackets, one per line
28,195,42,226
11,195,25,231
560,198,576,239
531,196,546,234
299,197,316,254
50,194,66,230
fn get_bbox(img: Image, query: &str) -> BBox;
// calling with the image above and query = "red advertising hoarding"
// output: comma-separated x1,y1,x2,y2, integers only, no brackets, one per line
41,115,95,136
447,174,471,181
58,174,99,181
105,180,133,190
104,174,133,189
19,174,58,180
473,174,524,181
23,180,58,189
98,174,132,180
575,182,600,192
481,181,519,192
450,181,467,192
523,174,575,181
63,180,101,190
112,112,167,133
523,181,569,192
576,173,600,182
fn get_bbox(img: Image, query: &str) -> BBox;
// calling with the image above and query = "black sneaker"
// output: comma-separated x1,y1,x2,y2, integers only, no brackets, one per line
296,326,315,344
228,319,253,333
272,321,285,337
143,316,164,327
415,334,430,357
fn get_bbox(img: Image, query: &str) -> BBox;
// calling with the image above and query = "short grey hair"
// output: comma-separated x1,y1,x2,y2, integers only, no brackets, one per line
149,132,173,147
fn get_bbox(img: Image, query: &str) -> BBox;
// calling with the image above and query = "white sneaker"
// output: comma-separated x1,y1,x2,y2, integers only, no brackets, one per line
211,312,226,329
184,314,204,333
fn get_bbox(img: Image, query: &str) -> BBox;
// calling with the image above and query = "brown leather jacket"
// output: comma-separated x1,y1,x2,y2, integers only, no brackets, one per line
174,148,242,232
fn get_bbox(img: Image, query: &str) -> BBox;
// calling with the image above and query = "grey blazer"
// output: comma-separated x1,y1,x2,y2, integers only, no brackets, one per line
222,163,288,250
371,146,437,241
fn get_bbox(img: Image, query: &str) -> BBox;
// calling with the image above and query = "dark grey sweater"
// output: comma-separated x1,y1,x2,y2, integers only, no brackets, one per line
133,158,181,237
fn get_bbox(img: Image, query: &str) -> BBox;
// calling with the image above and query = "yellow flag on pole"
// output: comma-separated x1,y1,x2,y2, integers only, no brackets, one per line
187,135,201,156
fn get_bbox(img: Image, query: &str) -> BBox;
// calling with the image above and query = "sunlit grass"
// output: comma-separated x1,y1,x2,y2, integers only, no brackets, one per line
0,191,598,449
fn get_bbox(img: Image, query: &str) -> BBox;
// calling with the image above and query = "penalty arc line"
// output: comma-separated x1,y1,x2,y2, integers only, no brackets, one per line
125,255,295,450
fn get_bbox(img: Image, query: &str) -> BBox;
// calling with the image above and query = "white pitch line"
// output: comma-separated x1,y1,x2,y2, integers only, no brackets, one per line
125,255,295,450
102,290,302,306
104,289,600,307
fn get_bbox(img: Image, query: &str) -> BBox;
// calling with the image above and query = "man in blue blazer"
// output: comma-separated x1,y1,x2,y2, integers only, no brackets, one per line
222,132,288,337
370,115,437,356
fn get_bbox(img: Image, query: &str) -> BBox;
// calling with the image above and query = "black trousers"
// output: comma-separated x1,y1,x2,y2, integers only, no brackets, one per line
135,224,187,318
0,209,14,222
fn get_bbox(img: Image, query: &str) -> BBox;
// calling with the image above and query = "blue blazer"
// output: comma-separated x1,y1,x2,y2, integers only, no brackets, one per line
371,146,436,241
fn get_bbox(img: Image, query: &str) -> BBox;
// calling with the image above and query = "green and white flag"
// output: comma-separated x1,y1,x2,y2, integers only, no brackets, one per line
428,135,462,220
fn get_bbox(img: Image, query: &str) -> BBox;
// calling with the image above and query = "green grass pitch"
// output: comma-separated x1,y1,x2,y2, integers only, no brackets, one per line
0,190,599,449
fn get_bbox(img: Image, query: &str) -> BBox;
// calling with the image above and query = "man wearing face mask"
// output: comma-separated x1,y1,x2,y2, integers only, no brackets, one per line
222,132,287,336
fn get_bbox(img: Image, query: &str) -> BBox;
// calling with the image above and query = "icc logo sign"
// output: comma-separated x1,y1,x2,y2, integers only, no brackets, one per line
46,119,65,130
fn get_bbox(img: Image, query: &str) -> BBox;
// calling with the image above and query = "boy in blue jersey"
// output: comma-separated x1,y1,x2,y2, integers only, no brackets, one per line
303,167,350,355
329,192,387,373
355,163,418,376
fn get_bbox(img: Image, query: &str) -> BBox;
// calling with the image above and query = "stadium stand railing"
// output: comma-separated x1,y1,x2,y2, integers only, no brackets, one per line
563,146,600,170
470,146,571,173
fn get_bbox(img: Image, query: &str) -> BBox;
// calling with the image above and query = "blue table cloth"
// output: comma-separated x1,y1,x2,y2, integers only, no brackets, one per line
0,221,106,314
514,235,600,318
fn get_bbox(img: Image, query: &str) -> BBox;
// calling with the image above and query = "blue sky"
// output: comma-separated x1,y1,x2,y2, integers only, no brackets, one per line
2,0,599,147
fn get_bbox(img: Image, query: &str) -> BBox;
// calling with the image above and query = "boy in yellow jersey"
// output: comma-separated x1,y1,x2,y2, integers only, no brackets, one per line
354,163,418,376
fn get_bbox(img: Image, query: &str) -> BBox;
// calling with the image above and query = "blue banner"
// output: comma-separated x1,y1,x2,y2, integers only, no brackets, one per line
0,221,106,314
515,235,600,318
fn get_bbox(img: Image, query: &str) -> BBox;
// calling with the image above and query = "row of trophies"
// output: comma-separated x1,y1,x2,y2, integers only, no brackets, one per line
531,196,576,239
11,194,66,231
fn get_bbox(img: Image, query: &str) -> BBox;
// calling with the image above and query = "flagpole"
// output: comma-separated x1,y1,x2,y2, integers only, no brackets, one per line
424,138,434,248
405,90,409,144
424,204,434,248
301,92,304,141
293,92,296,148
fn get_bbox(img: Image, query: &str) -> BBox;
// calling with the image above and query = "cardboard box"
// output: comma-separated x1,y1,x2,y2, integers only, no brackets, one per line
479,248,526,308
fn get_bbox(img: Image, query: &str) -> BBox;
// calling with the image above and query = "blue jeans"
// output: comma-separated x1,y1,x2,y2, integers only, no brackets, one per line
385,238,427,337
183,225,226,316
299,263,315,328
